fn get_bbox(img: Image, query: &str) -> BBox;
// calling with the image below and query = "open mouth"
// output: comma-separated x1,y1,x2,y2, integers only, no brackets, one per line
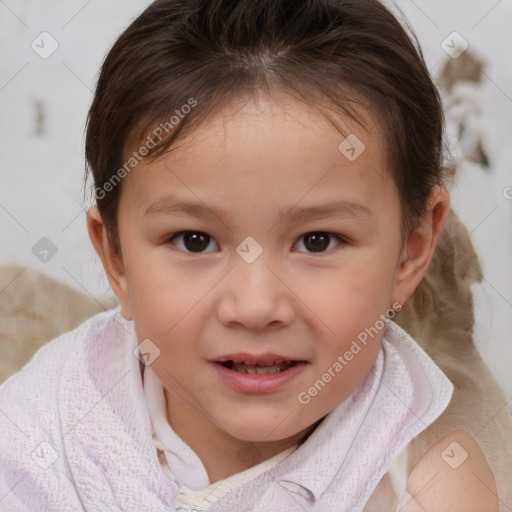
219,360,298,374
212,357,308,392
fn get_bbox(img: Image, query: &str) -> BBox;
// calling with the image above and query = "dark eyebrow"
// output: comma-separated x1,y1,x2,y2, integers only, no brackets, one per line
144,198,373,224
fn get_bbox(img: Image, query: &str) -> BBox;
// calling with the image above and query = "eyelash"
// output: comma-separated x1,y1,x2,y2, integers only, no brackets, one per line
165,231,349,255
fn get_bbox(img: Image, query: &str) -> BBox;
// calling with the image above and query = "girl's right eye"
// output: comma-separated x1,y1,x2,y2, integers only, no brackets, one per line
167,231,220,253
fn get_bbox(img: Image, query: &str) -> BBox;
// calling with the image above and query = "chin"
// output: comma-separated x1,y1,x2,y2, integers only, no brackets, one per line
220,417,301,444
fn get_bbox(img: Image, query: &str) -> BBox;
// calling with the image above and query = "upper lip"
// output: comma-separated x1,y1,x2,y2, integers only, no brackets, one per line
211,352,306,365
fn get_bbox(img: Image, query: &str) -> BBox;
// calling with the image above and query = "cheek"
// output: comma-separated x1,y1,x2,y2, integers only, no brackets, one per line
301,259,396,375
305,258,396,320
123,244,191,310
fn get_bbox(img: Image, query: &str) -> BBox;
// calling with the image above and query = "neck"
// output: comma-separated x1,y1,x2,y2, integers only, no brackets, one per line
164,388,320,484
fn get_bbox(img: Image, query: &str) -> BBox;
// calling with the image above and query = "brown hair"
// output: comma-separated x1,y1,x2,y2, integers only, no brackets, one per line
84,0,453,257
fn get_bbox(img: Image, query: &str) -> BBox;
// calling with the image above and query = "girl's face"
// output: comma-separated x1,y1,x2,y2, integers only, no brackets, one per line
91,94,436,444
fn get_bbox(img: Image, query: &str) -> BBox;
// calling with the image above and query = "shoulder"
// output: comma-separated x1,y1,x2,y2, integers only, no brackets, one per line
0,307,125,447
397,430,499,512
0,308,126,508
0,308,112,425
0,307,126,410
1,307,119,389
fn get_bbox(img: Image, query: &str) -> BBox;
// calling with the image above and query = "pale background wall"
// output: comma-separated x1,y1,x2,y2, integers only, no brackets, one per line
1,0,511,405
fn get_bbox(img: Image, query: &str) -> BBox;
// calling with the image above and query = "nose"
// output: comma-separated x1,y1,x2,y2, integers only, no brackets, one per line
216,253,295,331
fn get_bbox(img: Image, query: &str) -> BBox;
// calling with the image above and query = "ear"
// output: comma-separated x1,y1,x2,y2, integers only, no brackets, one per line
86,205,133,320
392,186,451,307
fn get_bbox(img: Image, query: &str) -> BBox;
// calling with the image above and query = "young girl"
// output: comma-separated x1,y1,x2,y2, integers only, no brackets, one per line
0,0,502,510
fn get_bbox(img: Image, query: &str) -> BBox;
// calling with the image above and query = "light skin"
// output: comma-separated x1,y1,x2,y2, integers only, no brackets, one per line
87,92,451,485
398,430,499,511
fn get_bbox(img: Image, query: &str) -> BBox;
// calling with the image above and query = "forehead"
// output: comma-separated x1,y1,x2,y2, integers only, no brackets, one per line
119,94,397,223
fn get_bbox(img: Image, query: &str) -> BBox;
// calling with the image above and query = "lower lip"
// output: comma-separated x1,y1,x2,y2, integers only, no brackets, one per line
212,362,307,393
211,361,307,393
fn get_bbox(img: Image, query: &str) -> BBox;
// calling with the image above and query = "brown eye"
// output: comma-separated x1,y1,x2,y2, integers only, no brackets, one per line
304,233,329,252
294,232,344,253
169,231,218,253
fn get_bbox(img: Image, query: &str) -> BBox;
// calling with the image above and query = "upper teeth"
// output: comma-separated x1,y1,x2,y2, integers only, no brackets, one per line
241,361,285,366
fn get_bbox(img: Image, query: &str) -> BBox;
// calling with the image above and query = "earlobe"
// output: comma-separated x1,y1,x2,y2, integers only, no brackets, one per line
392,186,451,305
86,206,133,319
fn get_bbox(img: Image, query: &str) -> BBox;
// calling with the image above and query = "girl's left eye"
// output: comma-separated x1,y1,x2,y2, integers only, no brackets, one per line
293,232,346,253
167,230,346,254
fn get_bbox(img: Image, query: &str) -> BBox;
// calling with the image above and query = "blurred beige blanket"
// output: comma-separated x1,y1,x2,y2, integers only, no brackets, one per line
366,210,512,510
0,266,117,383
